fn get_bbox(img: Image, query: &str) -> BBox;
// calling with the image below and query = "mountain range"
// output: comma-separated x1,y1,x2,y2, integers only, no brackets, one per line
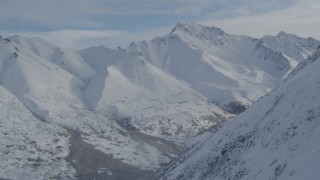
157,44,320,180
0,23,319,179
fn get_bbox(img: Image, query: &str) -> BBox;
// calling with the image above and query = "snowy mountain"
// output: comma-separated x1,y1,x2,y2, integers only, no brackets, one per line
157,47,320,180
0,34,227,179
262,31,320,66
128,23,296,114
0,84,75,179
79,46,227,141
1,23,319,180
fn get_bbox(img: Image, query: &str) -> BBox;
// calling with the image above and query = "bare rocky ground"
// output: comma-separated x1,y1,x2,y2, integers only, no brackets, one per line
128,130,185,158
66,129,154,180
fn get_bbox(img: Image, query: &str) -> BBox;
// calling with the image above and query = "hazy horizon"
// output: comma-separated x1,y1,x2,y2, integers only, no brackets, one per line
1,0,319,49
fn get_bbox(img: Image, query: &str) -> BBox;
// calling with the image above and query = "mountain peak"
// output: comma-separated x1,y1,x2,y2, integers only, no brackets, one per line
277,31,288,36
171,22,225,36
276,31,299,39
171,22,195,33
170,23,229,47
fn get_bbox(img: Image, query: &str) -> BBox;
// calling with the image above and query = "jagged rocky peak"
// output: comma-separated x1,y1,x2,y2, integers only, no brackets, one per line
271,30,319,44
275,31,305,41
277,30,289,36
262,30,320,64
276,31,303,38
171,22,227,38
263,30,299,41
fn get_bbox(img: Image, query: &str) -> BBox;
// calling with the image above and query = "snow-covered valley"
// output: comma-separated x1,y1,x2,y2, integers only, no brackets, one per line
0,23,319,179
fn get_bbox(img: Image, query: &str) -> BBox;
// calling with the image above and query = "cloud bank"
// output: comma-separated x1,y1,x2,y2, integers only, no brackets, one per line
1,0,319,49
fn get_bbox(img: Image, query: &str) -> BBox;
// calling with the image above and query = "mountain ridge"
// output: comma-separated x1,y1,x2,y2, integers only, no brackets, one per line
156,45,320,180
128,23,303,113
1,23,320,179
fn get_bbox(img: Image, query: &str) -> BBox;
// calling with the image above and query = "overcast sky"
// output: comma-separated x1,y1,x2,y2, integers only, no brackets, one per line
1,0,319,49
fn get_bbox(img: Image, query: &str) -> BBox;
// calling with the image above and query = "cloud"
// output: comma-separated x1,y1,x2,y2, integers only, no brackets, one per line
201,0,320,39
1,27,172,49
0,0,109,30
39,30,130,49
0,0,296,31
1,0,319,49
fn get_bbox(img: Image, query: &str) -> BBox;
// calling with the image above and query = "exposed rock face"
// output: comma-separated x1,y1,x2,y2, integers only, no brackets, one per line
222,101,248,114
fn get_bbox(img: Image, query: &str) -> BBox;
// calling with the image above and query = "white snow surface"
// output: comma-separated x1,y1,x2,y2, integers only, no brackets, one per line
0,84,76,179
157,48,320,180
128,23,296,109
0,32,228,179
79,46,227,139
0,23,319,179
262,31,320,65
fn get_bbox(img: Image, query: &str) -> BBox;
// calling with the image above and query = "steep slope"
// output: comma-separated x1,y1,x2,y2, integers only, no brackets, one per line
79,46,228,141
128,23,294,114
157,48,320,179
262,31,320,66
0,84,76,179
4,36,228,142
9,35,96,82
2,25,318,179
0,36,87,126
0,35,228,179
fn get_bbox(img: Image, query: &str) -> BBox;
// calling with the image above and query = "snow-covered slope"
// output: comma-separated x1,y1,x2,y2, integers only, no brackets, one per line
0,34,228,179
262,31,320,66
1,23,319,179
79,46,227,141
0,36,86,124
157,47,320,180
128,23,294,114
0,84,75,179
5,35,228,142
9,35,96,82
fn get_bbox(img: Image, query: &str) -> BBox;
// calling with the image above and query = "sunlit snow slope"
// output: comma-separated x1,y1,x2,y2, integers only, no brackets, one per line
128,23,318,114
79,46,227,140
0,23,319,179
0,84,75,179
0,34,227,179
262,31,320,66
157,47,320,180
